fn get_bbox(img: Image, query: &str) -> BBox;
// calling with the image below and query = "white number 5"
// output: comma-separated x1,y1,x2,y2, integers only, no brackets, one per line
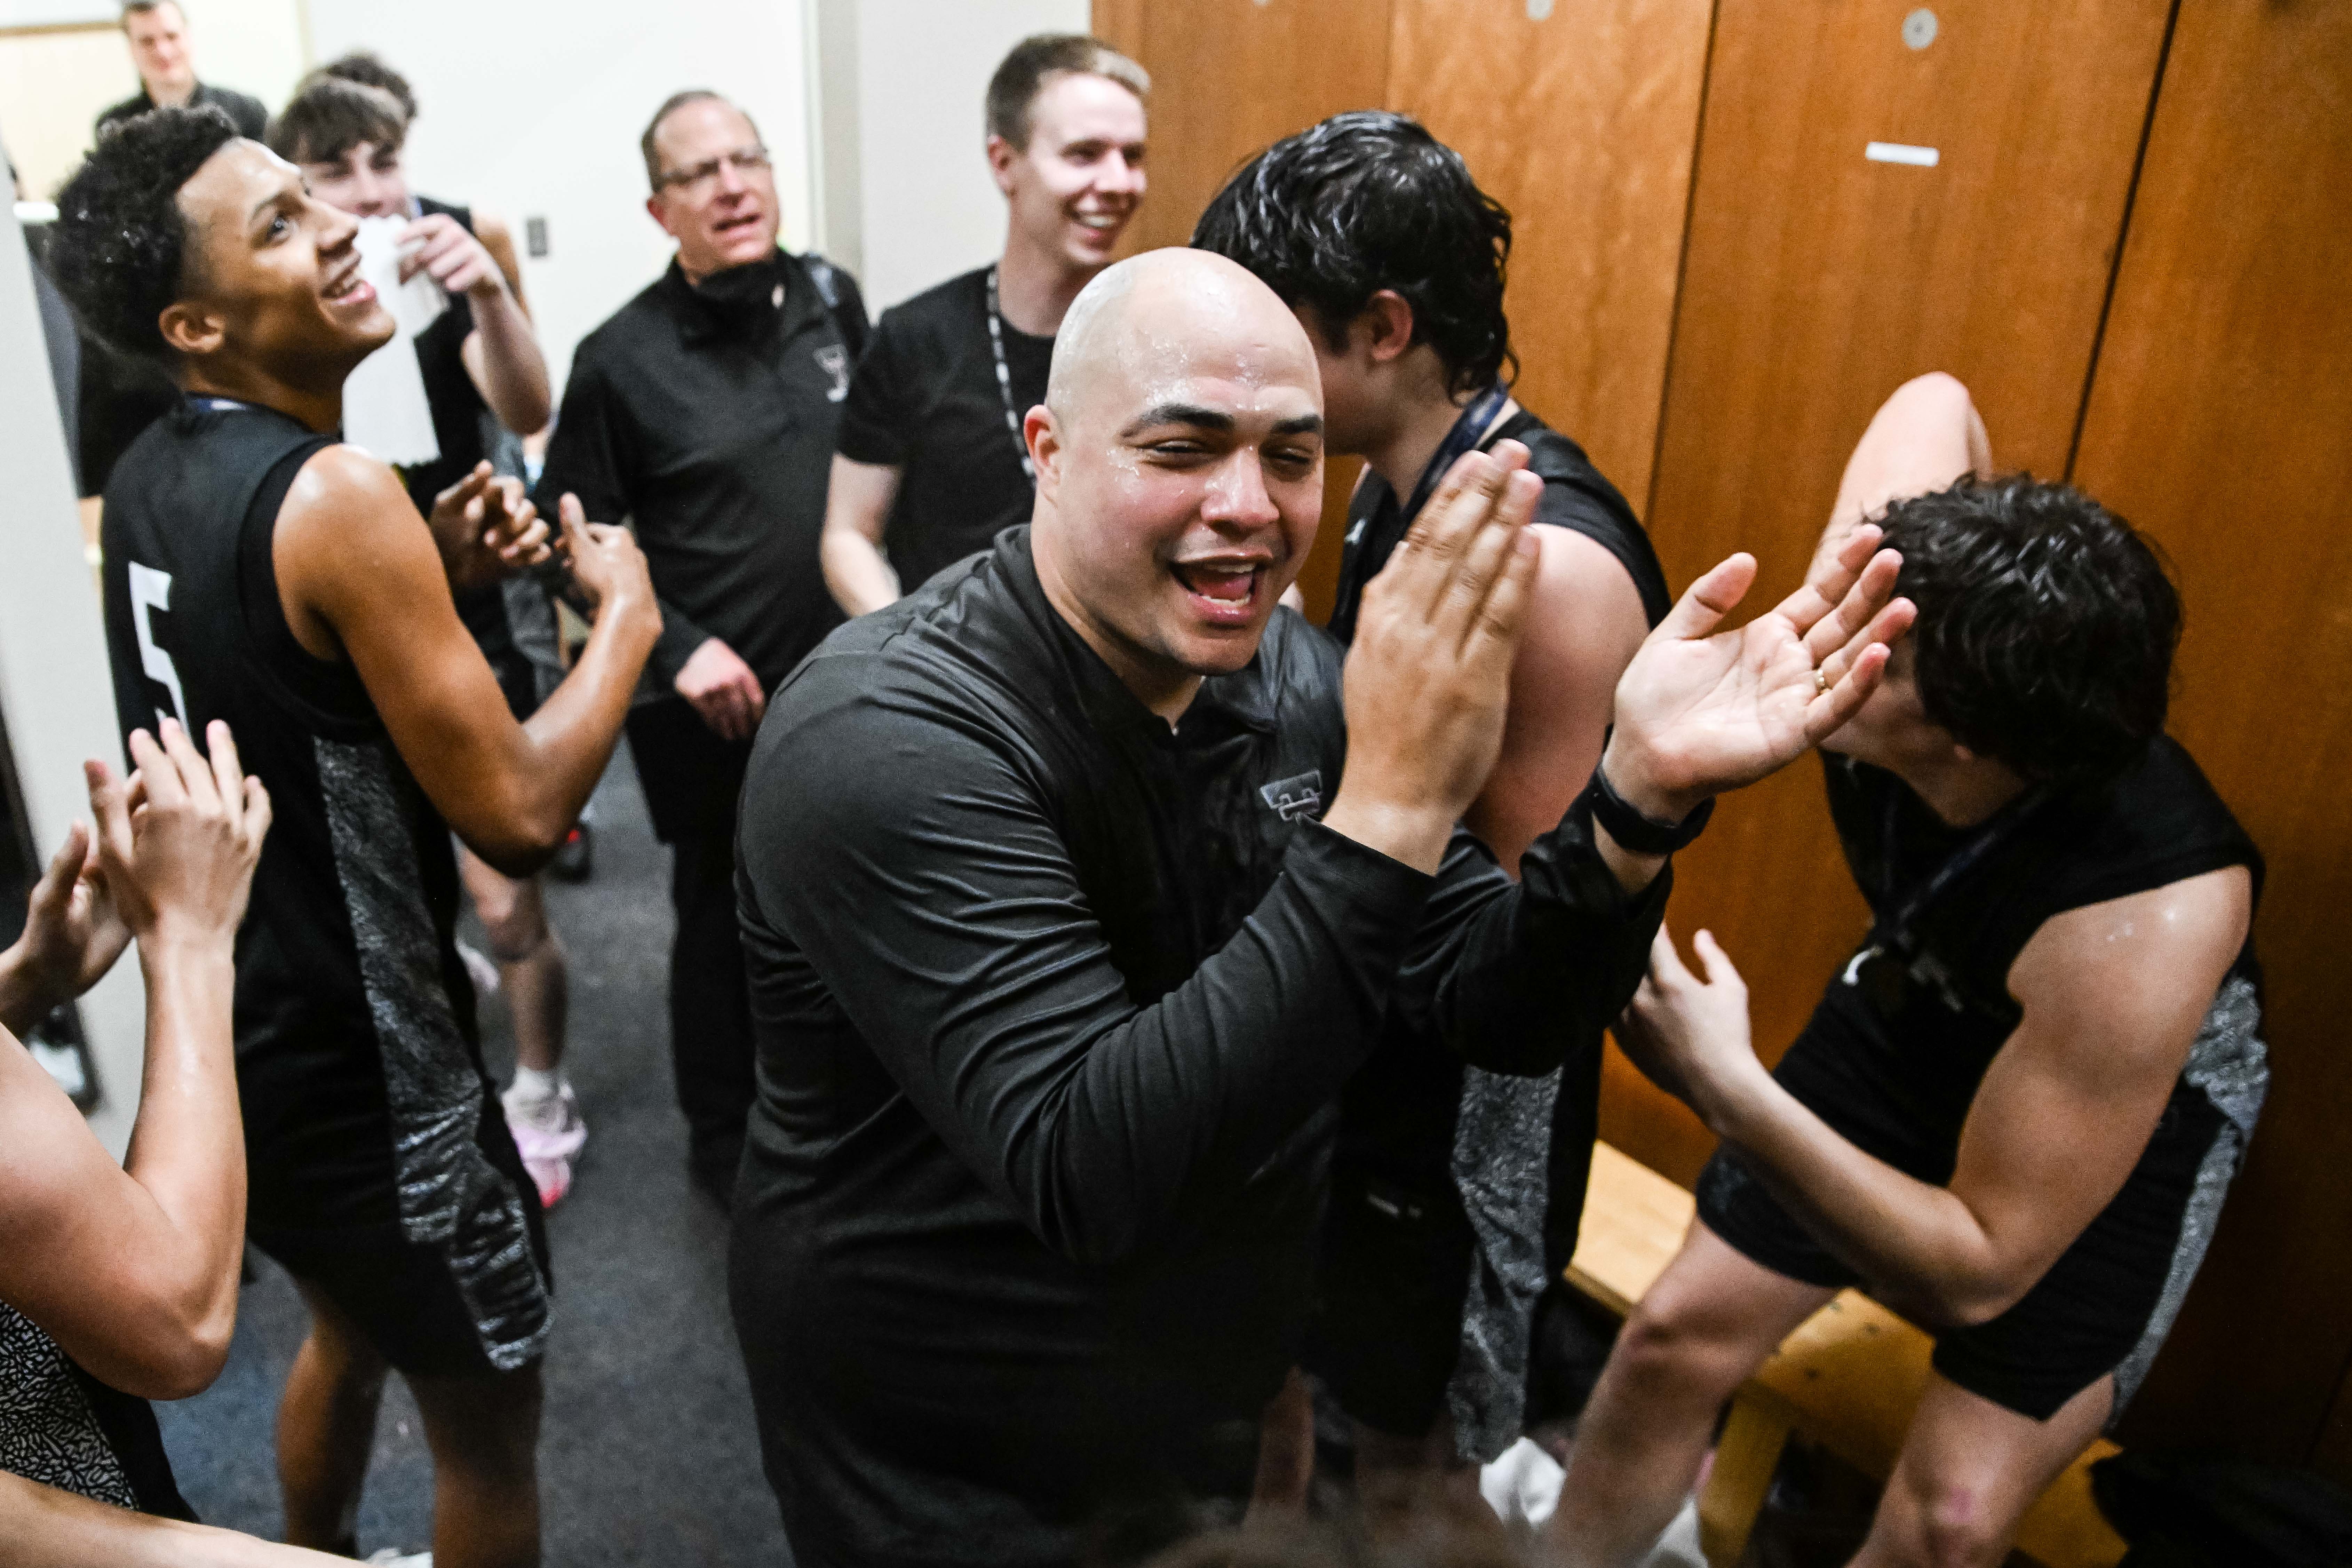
128,561,189,733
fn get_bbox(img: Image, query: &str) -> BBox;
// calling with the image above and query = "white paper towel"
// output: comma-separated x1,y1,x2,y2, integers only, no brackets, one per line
340,215,448,468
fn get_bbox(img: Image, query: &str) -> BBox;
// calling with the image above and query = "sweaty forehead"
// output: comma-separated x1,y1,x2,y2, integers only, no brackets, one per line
1052,254,1318,427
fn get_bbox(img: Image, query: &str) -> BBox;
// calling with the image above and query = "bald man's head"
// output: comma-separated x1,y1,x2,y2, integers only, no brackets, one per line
1022,249,1326,718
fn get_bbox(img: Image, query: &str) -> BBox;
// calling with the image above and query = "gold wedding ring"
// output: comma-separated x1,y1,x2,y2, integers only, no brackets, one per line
1814,666,1831,694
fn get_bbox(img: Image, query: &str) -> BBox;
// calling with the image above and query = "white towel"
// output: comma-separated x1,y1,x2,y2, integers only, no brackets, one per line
340,215,448,468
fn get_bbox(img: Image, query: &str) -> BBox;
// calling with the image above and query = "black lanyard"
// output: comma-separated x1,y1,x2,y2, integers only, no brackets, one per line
984,266,1036,485
1850,778,2053,1016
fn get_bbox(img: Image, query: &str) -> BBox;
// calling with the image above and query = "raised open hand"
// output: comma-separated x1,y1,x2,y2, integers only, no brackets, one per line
1324,442,1543,874
1604,523,1916,821
91,719,271,952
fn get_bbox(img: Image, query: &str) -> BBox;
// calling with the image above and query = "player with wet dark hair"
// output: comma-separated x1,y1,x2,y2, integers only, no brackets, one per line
1551,375,2265,1568
50,105,660,1568
1195,110,1669,1491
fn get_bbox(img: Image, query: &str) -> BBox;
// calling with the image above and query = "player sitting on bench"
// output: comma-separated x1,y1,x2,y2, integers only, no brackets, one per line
1548,373,2267,1568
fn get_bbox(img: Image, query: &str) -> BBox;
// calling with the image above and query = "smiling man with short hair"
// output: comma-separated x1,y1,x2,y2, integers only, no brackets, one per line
820,33,1149,616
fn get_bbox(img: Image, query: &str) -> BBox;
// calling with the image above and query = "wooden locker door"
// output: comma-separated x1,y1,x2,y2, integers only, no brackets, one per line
1094,0,1394,620
1095,0,1394,257
2065,3,2352,1475
1620,0,2175,1184
1385,0,1715,508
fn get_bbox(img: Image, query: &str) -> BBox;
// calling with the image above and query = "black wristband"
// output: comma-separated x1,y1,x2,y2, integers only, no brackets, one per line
1584,762,1714,856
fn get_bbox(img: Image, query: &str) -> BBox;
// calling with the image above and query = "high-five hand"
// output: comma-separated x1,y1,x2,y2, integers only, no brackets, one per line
1323,441,1544,875
1603,523,1916,824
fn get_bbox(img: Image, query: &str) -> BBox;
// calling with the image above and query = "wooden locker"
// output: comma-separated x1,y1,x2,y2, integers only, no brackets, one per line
1386,0,1714,508
2066,1,2352,1475
1618,0,2175,1185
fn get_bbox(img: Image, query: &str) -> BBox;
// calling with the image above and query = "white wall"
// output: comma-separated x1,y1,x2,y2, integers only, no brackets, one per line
303,0,817,397
820,0,1089,311
0,213,146,1160
0,0,309,200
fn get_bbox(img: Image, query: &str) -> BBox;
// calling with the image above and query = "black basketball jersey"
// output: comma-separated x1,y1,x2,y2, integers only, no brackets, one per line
97,401,547,1368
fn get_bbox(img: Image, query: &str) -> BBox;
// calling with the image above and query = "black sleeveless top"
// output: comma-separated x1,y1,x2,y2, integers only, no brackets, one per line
1826,738,2263,1040
0,1301,192,1520
1327,406,1672,647
97,404,545,1370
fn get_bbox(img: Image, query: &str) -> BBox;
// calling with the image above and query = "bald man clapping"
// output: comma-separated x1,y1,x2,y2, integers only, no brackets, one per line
725,250,1909,1568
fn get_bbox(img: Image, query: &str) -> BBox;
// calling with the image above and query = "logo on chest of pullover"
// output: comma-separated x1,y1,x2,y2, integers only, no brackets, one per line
815,344,850,401
1259,770,1324,822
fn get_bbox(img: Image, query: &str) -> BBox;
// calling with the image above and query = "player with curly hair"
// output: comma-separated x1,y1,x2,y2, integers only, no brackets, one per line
1550,374,2267,1568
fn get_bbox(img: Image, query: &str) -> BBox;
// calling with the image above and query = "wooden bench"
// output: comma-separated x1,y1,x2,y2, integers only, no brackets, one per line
1565,1142,2127,1568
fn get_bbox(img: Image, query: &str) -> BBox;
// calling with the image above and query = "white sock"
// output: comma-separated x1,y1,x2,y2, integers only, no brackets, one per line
509,1064,562,1104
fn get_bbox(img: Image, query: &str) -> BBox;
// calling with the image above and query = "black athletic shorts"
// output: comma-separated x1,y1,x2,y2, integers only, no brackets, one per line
249,1118,552,1379
1696,976,2232,1422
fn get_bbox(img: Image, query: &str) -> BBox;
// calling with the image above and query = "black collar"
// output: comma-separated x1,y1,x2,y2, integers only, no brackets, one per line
657,250,828,348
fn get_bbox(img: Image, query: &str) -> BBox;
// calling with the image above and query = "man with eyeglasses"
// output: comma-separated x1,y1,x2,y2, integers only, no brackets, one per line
535,89,867,1204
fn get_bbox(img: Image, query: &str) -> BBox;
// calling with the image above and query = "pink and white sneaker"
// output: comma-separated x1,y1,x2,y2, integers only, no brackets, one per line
502,1081,587,1209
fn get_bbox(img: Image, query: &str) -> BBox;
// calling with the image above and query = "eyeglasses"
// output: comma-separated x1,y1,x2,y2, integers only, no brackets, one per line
655,145,772,197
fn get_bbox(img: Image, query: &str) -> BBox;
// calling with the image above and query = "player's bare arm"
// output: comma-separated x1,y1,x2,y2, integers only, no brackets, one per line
1616,863,2251,1326
2,1466,350,1567
273,447,660,874
1810,371,1993,580
819,454,908,616
1464,524,1649,874
0,724,267,1400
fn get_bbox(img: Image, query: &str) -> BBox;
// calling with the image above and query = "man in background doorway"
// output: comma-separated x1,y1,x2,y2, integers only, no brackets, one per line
820,33,1146,615
534,90,866,1205
271,70,587,1210
95,1,265,140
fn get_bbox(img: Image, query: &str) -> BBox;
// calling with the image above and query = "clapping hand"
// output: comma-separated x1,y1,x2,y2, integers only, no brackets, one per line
430,462,552,592
92,720,271,954
1603,523,1915,823
0,813,132,1036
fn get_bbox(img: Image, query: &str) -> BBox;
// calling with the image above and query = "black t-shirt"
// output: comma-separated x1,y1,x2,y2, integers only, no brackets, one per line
730,527,1670,1567
835,267,1051,597
98,400,549,1367
95,81,266,140
535,251,862,696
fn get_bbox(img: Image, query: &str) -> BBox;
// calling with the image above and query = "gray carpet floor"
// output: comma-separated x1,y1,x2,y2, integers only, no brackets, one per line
154,748,793,1565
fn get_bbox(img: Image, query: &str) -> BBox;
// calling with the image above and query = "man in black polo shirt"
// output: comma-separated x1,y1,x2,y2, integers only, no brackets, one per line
729,248,1913,1568
95,1,266,140
819,33,1146,614
535,89,865,1202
